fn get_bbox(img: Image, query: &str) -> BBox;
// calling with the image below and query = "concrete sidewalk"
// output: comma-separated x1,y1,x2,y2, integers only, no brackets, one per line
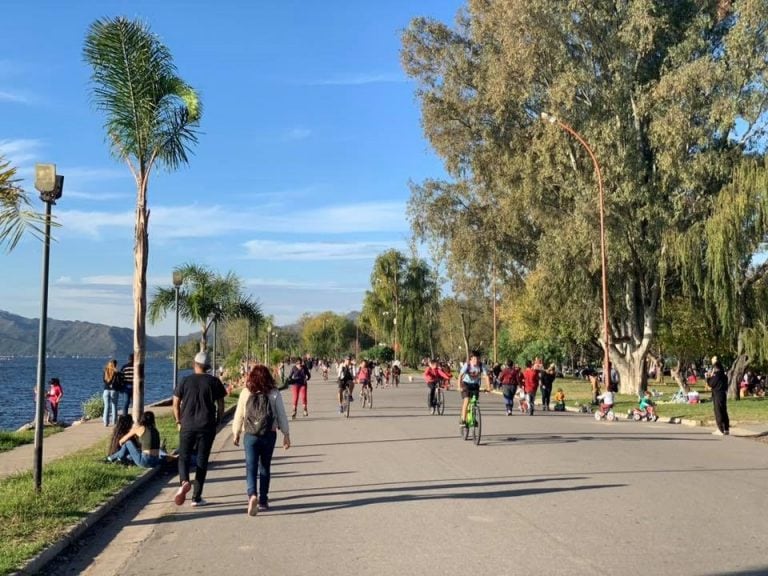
0,404,174,480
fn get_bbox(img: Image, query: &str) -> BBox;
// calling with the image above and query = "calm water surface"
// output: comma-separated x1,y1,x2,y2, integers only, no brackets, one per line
0,357,191,430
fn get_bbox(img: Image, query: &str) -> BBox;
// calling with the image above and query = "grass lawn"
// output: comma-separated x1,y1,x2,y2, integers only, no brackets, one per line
554,377,768,425
0,426,64,454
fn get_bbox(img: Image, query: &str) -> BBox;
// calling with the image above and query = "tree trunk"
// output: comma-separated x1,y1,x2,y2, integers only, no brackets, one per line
132,179,149,422
728,334,749,400
610,307,654,396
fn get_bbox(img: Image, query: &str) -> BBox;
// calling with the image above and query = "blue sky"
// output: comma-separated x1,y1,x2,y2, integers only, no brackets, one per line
1,0,461,336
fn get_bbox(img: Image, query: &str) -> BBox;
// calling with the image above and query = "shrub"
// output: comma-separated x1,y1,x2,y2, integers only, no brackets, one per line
82,394,103,421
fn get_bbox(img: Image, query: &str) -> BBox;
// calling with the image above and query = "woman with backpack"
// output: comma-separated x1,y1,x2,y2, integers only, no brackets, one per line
232,364,291,516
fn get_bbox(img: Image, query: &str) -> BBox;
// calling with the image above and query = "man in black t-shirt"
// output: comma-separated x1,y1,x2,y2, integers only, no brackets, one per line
172,351,227,507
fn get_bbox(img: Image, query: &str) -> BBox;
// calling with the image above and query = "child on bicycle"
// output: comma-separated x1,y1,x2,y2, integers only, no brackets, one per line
638,389,657,420
459,351,485,425
596,388,615,417
424,358,451,414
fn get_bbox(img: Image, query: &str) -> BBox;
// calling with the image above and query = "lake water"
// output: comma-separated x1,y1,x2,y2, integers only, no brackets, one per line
0,357,192,431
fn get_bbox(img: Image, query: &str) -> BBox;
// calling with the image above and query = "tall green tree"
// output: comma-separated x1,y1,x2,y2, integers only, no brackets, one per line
402,0,768,394
84,17,202,419
300,312,355,358
0,156,47,251
148,263,262,353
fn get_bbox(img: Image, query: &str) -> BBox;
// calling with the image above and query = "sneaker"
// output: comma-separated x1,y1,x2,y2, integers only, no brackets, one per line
724,430,730,435
190,498,207,507
430,407,435,415
247,495,258,516
506,409,512,416
712,429,724,436
291,411,296,420
257,502,269,512
174,481,191,506
339,406,344,414
303,409,308,417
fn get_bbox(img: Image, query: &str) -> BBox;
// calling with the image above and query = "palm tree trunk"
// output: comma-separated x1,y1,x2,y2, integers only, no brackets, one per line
132,179,149,421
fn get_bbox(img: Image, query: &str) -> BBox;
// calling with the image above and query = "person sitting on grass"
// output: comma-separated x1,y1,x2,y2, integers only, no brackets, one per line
105,411,162,468
553,388,566,411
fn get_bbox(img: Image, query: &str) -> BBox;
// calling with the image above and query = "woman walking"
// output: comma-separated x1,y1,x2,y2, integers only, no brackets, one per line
286,358,310,418
232,365,290,516
102,359,121,426
707,356,730,435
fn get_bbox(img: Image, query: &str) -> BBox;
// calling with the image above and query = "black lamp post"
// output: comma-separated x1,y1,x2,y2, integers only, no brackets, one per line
33,163,63,493
172,271,183,391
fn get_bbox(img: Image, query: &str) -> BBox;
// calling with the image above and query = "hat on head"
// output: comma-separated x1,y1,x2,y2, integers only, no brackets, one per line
194,351,211,367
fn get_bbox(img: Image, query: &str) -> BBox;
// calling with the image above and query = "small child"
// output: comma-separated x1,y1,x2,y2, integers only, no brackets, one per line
553,388,566,411
639,390,657,420
597,389,615,416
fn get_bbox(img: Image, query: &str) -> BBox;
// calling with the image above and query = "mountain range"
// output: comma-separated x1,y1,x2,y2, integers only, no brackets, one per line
0,310,187,357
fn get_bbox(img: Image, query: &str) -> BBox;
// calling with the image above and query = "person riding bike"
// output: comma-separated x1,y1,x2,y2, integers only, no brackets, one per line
459,351,486,425
356,360,372,399
337,356,356,414
424,358,451,414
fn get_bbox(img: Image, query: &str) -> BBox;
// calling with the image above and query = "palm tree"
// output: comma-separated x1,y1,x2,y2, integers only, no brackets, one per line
84,17,202,419
0,155,46,251
149,263,263,356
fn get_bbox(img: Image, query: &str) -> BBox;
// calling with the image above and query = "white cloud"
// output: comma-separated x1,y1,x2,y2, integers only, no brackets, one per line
245,277,362,292
0,90,29,104
64,189,132,201
80,275,133,286
311,72,407,86
0,138,43,165
242,239,396,261
282,127,311,141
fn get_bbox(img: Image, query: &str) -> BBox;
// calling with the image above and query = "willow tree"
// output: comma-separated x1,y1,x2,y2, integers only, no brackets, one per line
668,161,768,398
84,17,202,419
402,0,768,394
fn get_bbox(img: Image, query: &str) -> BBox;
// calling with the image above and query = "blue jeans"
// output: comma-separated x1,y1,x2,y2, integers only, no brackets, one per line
243,431,277,505
102,389,119,425
109,441,161,467
121,387,132,416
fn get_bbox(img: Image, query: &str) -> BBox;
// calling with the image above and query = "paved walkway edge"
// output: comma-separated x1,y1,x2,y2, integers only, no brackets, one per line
11,404,236,576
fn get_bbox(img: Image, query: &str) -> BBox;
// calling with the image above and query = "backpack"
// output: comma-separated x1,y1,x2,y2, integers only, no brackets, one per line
340,365,353,383
244,392,274,436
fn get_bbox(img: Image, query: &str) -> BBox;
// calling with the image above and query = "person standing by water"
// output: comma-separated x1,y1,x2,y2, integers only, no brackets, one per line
45,378,63,423
120,353,134,416
102,359,122,426
707,356,730,436
173,351,227,507
232,364,290,516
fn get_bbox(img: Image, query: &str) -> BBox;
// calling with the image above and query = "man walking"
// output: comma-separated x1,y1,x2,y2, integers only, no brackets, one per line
119,353,134,416
172,351,227,507
707,356,730,436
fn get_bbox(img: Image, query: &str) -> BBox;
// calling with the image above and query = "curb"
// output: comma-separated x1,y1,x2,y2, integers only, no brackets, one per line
12,404,237,576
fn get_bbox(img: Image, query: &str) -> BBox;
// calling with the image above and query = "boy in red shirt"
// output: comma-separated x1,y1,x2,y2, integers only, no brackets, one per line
424,358,451,414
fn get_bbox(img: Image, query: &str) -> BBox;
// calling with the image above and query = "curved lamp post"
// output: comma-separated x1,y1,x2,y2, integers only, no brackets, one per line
33,163,63,492
541,112,610,386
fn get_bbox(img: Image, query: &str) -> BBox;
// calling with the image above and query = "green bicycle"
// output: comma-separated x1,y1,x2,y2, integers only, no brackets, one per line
461,392,482,445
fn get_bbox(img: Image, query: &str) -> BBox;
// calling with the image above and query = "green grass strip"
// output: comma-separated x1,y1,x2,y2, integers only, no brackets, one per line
0,427,63,453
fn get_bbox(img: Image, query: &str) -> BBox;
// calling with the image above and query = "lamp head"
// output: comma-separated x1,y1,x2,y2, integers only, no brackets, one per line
35,164,64,204
172,271,183,287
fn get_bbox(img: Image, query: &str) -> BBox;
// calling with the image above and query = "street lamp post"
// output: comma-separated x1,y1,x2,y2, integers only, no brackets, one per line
32,163,63,493
541,112,610,387
172,271,183,391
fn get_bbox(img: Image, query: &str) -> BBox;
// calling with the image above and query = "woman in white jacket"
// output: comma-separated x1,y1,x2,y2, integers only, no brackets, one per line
232,364,290,516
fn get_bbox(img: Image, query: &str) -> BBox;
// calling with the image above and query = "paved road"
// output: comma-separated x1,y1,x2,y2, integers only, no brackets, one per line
43,376,768,576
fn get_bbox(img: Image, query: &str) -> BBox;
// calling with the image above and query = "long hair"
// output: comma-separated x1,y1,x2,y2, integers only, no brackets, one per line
108,414,134,455
246,364,276,395
103,359,118,382
138,410,156,428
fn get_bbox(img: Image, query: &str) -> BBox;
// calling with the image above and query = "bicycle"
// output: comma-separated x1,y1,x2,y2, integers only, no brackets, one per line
361,382,373,409
341,384,351,418
461,392,481,445
427,382,445,415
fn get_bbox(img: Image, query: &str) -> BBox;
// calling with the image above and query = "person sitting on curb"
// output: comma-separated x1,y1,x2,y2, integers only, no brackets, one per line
104,411,162,468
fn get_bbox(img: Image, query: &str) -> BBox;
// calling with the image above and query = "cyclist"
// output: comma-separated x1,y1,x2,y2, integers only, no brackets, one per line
424,358,451,414
321,361,329,381
356,359,372,400
337,356,356,414
459,351,486,425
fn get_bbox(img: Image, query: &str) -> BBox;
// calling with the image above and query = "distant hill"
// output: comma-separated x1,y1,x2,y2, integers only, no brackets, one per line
0,310,192,357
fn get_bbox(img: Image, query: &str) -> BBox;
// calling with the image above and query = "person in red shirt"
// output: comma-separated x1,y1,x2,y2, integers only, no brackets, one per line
498,361,521,416
522,360,540,415
424,358,451,414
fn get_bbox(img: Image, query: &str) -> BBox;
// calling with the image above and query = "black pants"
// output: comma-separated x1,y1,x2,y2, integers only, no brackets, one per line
178,427,216,501
541,386,551,409
427,382,437,407
712,390,729,432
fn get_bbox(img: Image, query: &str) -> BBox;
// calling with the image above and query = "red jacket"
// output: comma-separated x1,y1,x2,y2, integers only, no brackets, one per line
499,367,521,386
523,368,539,394
423,366,451,384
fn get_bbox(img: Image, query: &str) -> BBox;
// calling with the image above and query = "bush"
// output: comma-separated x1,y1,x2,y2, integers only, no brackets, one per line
82,394,103,421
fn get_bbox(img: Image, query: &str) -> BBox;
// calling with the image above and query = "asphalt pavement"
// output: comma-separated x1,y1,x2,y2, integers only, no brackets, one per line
22,376,768,576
